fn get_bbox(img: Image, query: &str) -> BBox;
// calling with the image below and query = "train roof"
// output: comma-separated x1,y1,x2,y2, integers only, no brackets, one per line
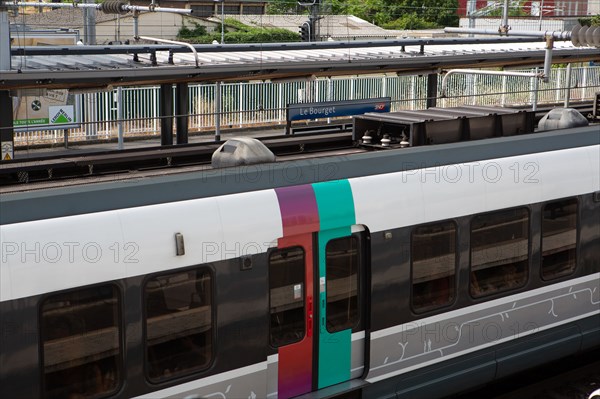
1,117,598,225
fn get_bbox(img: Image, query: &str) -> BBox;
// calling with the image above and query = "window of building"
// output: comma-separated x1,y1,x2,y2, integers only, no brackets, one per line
411,221,456,312
326,236,359,333
470,207,529,297
41,285,121,399
269,247,305,347
242,5,264,14
144,268,213,382
223,5,240,14
191,5,214,17
542,198,578,280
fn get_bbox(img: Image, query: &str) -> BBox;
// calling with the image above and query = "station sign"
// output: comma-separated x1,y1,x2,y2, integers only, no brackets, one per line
287,97,391,122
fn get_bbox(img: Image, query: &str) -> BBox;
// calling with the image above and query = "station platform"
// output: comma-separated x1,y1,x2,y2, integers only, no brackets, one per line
12,124,289,160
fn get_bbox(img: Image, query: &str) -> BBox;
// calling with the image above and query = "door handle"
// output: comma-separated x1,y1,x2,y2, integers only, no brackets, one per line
307,297,313,337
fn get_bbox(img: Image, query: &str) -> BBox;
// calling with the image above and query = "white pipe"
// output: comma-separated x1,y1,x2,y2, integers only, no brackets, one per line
137,36,199,67
444,27,570,40
9,2,193,14
542,36,553,83
441,69,543,97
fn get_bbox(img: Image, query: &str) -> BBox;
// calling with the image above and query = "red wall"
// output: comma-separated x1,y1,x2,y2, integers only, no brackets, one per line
456,0,589,17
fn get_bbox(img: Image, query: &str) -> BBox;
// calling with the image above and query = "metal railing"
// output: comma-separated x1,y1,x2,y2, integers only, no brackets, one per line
14,65,600,145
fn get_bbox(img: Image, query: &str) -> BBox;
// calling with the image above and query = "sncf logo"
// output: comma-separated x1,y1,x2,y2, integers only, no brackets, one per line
374,103,386,110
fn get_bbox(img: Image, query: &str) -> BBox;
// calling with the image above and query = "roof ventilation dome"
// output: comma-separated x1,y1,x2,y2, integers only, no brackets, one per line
211,137,276,168
538,108,589,131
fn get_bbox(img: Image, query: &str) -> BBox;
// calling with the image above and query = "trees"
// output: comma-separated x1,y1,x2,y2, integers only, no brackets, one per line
177,20,300,44
578,15,600,27
267,0,459,29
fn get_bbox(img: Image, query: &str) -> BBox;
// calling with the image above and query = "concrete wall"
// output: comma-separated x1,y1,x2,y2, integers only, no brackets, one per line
95,13,218,43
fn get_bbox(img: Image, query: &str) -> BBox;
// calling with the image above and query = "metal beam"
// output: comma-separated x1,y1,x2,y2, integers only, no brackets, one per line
159,83,173,146
426,73,438,109
175,83,188,145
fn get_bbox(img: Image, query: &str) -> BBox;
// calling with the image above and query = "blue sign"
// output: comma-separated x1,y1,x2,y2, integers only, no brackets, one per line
287,97,391,122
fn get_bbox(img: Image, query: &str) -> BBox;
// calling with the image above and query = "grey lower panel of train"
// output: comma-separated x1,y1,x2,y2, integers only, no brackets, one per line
133,274,598,399
366,274,599,383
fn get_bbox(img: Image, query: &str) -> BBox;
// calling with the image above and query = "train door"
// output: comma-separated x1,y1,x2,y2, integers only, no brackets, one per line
270,228,366,399
271,182,366,398
269,234,315,399
316,226,366,390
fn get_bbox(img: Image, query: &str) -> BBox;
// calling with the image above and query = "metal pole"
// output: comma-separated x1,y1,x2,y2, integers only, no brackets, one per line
117,86,124,149
581,65,588,100
467,0,476,36
221,0,224,44
86,93,98,140
310,1,319,41
84,0,97,45
501,75,507,106
501,0,509,34
538,0,544,30
215,82,221,141
0,9,11,71
564,63,572,108
531,67,539,112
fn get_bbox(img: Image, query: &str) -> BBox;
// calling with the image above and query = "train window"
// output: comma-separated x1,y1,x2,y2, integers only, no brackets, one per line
326,236,359,333
40,285,121,399
269,247,305,347
470,207,529,297
542,198,578,280
144,268,212,382
411,221,456,312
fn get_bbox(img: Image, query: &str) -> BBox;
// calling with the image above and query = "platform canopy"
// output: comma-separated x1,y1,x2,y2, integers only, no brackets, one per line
2,38,599,90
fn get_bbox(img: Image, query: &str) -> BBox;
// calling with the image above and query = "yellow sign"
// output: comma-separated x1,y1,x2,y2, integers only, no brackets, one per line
1,142,14,161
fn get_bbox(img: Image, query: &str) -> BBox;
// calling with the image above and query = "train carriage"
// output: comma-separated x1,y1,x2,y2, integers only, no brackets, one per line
0,111,599,398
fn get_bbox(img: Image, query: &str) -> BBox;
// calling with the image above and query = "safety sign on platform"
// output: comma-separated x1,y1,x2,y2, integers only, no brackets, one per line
1,141,14,161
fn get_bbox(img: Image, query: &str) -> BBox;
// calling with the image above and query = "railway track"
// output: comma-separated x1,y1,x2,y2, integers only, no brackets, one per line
2,100,596,188
0,131,354,187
